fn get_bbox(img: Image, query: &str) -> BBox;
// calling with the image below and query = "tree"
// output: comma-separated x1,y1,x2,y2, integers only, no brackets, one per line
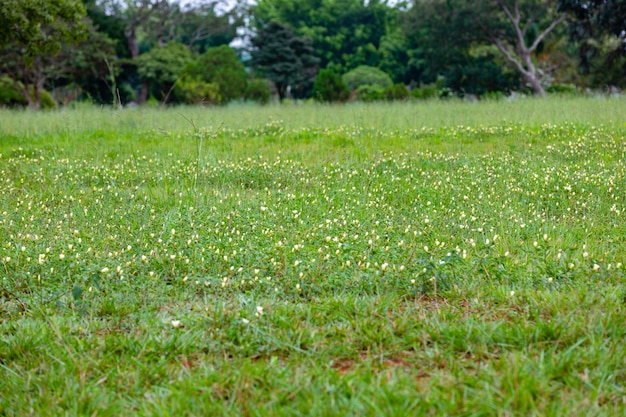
135,42,193,103
482,0,567,95
559,0,626,87
250,21,319,102
185,45,247,104
342,65,393,90
175,1,242,53
252,0,401,75
0,0,87,108
313,69,350,102
404,0,567,95
0,0,86,54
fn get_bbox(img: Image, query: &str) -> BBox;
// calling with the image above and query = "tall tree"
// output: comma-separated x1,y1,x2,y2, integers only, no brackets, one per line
135,41,192,103
252,0,399,74
481,0,567,95
185,45,248,104
250,21,319,101
0,0,87,108
405,0,567,95
175,1,242,53
559,0,626,87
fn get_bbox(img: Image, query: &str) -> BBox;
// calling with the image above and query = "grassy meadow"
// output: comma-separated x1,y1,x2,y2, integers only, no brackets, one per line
1,97,626,415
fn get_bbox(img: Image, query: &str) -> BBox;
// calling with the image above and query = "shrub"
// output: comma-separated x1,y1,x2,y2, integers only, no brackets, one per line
342,66,393,91
313,69,350,102
176,79,221,105
185,45,247,104
135,42,194,103
37,89,57,110
0,76,27,107
410,84,439,100
385,83,409,101
246,79,271,104
356,84,385,102
481,90,506,100
546,84,579,95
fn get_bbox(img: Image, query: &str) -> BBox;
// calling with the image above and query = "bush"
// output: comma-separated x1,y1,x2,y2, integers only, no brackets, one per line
313,69,350,102
176,79,221,105
136,42,194,103
0,76,27,107
410,84,439,100
246,79,271,104
481,90,506,101
546,84,579,95
384,83,409,101
37,89,57,110
342,66,393,91
185,45,247,104
356,84,385,102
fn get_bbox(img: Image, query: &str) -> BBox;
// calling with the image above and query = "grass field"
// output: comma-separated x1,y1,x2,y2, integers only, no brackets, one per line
1,97,626,415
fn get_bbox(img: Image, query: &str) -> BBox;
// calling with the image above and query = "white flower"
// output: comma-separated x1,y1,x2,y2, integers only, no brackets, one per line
171,320,181,328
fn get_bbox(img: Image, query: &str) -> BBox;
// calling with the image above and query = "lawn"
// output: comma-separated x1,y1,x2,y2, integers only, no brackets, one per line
1,97,626,416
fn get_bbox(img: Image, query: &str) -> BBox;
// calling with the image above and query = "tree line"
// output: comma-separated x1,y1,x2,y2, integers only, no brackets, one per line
1,0,624,109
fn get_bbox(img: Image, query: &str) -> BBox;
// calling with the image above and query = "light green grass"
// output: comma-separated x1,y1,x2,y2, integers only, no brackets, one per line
1,98,626,415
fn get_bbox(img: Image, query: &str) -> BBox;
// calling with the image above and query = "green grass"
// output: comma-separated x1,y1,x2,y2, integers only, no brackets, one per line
1,98,626,415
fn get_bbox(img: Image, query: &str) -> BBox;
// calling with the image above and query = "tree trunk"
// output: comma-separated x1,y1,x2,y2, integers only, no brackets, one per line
277,82,287,103
525,73,546,96
139,80,149,104
490,0,565,96
127,27,140,59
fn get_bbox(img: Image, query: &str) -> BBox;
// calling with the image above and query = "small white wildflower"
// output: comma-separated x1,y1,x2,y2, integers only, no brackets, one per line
171,320,181,328
100,267,109,273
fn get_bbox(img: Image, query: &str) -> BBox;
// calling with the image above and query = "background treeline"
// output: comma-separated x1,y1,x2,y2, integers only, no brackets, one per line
1,0,624,109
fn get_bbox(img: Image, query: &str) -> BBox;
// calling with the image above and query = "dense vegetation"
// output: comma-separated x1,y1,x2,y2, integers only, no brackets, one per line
1,98,626,414
1,0,625,109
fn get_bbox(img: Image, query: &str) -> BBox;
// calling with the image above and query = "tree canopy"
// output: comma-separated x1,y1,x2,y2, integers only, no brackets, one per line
2,0,626,109
250,21,319,102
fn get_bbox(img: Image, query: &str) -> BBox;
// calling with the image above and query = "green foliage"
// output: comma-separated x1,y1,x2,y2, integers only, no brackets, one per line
343,66,393,91
186,45,247,104
174,4,240,54
355,84,385,102
0,0,87,58
250,21,319,102
0,77,55,109
253,0,401,74
560,0,626,87
384,83,409,101
136,42,193,103
313,69,350,103
546,84,579,95
35,89,57,110
245,79,271,105
410,84,439,100
0,76,27,107
176,79,221,105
